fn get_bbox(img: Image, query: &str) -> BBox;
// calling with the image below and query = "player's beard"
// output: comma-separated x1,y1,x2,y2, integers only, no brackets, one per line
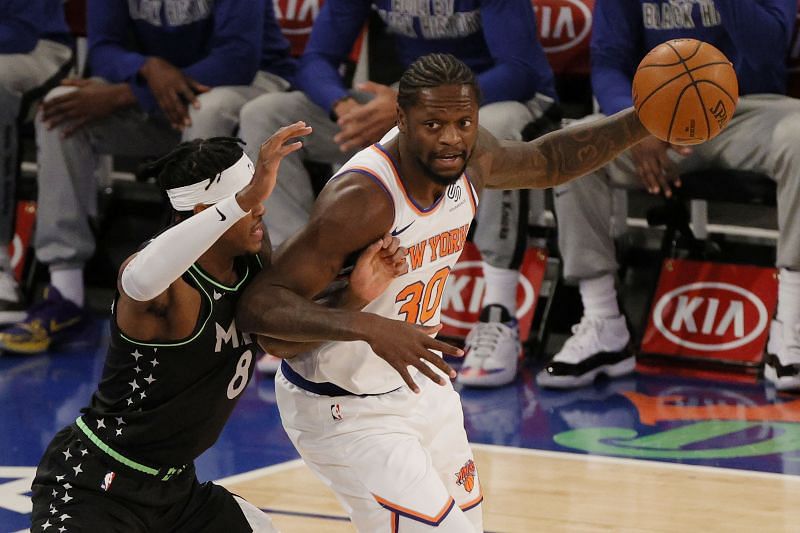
417,152,470,186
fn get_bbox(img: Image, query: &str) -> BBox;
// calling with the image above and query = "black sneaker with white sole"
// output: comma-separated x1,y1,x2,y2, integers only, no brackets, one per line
536,315,635,389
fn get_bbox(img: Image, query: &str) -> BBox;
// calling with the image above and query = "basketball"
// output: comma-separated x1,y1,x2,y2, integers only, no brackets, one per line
632,39,738,145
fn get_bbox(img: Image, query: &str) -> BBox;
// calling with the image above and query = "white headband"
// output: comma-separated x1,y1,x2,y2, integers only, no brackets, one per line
166,153,254,211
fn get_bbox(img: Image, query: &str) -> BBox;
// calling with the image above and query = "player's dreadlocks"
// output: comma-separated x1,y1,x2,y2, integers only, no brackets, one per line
138,136,247,223
138,137,246,191
397,53,481,110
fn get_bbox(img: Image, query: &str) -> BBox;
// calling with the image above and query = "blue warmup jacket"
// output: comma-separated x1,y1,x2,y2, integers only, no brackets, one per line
591,0,797,115
88,0,293,112
296,0,556,113
0,0,71,54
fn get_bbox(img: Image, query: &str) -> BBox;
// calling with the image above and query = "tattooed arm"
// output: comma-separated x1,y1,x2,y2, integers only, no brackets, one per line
471,108,649,191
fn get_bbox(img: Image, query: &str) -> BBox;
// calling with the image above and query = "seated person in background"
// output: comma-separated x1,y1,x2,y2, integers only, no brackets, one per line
0,0,73,324
538,0,800,390
0,0,294,355
240,0,559,388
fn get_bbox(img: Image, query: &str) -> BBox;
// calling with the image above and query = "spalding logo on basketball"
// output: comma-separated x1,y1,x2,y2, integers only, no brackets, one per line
652,282,768,352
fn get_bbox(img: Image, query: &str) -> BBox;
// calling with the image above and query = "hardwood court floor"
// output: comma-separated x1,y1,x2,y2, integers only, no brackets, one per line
221,443,800,532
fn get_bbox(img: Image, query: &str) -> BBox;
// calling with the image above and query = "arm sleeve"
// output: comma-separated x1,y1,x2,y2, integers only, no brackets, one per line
295,0,373,113
476,0,557,103
121,196,249,302
0,0,46,54
590,0,644,115
713,0,796,67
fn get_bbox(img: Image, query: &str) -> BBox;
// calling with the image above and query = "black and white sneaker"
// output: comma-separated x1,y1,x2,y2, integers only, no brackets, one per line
763,320,800,392
536,315,634,389
0,271,26,325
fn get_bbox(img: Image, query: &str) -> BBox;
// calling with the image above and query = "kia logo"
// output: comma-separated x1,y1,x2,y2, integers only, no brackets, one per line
652,282,769,351
441,261,535,328
533,0,592,53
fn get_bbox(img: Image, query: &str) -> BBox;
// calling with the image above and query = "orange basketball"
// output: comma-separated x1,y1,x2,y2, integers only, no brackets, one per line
632,39,738,145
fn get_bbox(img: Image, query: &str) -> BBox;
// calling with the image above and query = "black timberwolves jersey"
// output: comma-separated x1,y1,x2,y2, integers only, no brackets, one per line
78,254,262,467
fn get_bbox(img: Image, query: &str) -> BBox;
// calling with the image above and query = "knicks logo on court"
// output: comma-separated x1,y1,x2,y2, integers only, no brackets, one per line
455,460,476,493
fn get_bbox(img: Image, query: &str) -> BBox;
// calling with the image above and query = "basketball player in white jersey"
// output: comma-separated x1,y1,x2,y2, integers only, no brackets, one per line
237,53,651,532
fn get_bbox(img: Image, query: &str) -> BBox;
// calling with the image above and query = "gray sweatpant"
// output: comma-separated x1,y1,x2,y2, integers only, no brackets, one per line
554,94,800,281
0,39,72,258
34,73,288,270
239,90,547,268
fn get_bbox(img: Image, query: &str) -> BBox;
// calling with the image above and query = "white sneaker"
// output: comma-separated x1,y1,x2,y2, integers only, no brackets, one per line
456,304,521,388
0,271,25,325
256,353,282,376
763,319,800,391
536,315,634,389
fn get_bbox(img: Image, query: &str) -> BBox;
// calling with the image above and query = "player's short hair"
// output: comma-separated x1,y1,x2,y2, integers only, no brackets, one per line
138,137,246,192
397,53,481,110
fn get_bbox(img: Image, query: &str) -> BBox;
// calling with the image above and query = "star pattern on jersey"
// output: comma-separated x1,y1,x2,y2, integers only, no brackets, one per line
49,504,57,515
61,492,72,503
134,365,142,374
131,349,144,361
116,428,123,436
150,358,159,367
59,513,71,522
126,398,134,406
80,448,88,456
140,391,147,400
41,519,52,530
96,418,106,429
55,475,64,482
72,463,82,476
116,417,126,425
62,449,71,461
59,527,66,533
129,379,139,391
144,374,156,385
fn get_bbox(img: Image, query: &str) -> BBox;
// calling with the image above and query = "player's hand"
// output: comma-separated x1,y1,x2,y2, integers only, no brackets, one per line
349,234,408,304
631,137,692,197
40,79,132,137
236,121,313,211
334,82,398,152
139,57,210,130
364,319,463,393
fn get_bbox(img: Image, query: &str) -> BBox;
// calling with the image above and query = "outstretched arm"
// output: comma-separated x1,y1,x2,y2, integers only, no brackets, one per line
474,108,649,191
236,173,462,392
256,235,408,357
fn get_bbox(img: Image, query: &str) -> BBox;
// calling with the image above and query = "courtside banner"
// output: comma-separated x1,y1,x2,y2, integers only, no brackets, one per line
640,259,777,366
9,201,36,282
440,242,547,342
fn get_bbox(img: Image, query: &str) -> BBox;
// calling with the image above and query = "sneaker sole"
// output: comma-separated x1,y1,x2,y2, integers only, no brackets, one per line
764,364,800,392
456,367,518,388
536,357,636,389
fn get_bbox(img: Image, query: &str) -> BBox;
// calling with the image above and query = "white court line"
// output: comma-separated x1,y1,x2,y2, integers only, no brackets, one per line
470,442,800,482
214,444,800,487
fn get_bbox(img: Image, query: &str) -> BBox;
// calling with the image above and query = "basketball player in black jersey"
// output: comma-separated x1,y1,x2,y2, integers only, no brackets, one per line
29,122,418,532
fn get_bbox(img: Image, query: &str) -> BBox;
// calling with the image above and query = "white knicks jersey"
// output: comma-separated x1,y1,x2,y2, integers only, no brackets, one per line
284,128,479,395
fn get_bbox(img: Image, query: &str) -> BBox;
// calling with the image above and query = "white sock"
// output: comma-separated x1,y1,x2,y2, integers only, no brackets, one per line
481,263,518,315
579,274,620,319
777,268,800,328
50,267,84,308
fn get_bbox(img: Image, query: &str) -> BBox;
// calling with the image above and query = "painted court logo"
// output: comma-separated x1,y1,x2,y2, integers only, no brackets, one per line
455,460,476,493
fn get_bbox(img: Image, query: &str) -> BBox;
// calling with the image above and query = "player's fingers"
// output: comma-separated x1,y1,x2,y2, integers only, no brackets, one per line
417,351,456,379
393,362,420,393
278,140,304,157
412,358,447,385
392,260,409,276
361,239,384,261
380,236,401,256
62,116,89,138
425,336,464,358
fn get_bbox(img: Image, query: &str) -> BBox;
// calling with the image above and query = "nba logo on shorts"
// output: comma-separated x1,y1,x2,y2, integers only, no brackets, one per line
101,471,116,492
330,404,343,421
